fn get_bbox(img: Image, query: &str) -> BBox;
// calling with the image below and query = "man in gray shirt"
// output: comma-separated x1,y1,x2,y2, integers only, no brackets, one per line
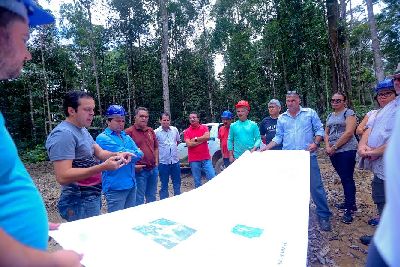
46,91,132,221
155,112,181,199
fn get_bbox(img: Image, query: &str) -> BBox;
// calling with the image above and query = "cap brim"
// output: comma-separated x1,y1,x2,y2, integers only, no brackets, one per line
28,7,55,27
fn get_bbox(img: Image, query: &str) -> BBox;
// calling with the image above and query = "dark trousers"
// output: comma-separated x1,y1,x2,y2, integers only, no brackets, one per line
330,150,357,209
372,175,386,216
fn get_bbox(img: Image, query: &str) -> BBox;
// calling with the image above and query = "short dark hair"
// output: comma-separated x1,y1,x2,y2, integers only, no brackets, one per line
135,107,148,116
189,111,199,118
160,112,170,120
63,91,94,117
0,7,25,28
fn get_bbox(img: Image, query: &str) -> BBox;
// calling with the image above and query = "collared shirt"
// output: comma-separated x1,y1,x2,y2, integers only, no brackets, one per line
227,119,261,159
125,125,158,169
154,126,180,165
96,128,143,192
273,107,324,155
366,98,398,180
184,124,210,162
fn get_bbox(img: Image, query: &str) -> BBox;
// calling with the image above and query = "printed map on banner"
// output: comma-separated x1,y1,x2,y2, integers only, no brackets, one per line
49,150,310,267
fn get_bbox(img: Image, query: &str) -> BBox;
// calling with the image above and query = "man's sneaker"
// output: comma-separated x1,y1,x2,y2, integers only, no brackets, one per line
341,210,353,224
335,203,357,212
318,217,332,232
368,217,380,226
360,235,373,246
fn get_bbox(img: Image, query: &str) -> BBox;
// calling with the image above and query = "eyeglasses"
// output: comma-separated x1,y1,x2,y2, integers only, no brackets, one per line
377,91,395,98
393,77,400,81
286,90,299,96
330,99,344,103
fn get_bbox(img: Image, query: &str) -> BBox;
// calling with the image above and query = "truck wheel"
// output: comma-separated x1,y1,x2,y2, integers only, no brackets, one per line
214,157,225,174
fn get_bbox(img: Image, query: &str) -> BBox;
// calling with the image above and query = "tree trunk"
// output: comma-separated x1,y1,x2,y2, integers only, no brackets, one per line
326,0,351,98
40,31,52,134
340,0,353,104
160,0,171,115
366,0,384,81
82,0,102,115
202,11,214,122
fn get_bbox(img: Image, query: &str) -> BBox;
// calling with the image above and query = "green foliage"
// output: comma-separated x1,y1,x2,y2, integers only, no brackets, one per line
1,0,397,159
20,144,48,163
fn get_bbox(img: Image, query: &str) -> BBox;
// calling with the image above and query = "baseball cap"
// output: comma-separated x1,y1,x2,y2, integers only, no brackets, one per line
0,0,55,27
375,78,394,93
268,99,281,107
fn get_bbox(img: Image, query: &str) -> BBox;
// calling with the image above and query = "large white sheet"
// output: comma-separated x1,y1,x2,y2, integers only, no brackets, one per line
49,150,310,267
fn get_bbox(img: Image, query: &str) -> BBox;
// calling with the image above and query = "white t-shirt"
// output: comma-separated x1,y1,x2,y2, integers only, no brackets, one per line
374,108,400,266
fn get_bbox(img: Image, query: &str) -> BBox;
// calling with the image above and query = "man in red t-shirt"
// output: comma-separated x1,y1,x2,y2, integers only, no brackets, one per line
184,112,216,188
218,110,233,168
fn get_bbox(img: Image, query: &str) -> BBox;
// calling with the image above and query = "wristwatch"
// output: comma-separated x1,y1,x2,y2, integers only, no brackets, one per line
313,140,320,147
332,144,337,150
194,137,198,142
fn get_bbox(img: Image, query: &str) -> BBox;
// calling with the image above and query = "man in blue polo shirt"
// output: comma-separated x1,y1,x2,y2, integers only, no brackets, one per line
0,0,82,265
96,105,144,212
262,91,332,231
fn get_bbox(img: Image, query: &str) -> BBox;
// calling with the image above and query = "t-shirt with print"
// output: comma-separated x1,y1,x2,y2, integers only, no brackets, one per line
326,108,358,153
259,116,282,150
184,124,210,162
46,121,101,186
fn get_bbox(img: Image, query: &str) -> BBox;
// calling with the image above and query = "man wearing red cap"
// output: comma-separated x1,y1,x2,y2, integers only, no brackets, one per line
227,100,261,162
0,1,82,265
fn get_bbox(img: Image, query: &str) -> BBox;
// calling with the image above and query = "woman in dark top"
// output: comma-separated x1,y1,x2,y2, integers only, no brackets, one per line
324,92,358,224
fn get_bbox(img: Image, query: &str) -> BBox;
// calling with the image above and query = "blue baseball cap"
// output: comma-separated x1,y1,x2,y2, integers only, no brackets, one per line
221,110,233,119
375,78,394,93
0,0,55,27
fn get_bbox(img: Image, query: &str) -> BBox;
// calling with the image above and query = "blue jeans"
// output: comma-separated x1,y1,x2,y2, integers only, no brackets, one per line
135,167,158,205
158,162,181,199
190,159,216,188
104,187,136,213
310,156,332,219
223,158,231,168
329,150,357,209
57,183,102,222
366,240,388,267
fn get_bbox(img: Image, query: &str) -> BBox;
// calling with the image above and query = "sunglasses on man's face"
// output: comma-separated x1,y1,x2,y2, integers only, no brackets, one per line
330,99,344,104
286,90,299,96
377,91,395,98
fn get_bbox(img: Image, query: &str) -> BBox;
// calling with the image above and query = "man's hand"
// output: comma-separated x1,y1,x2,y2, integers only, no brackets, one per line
325,146,335,156
250,147,257,153
116,152,133,164
49,222,60,231
229,155,235,163
358,144,372,158
102,156,124,170
307,143,318,153
50,250,83,267
135,164,146,172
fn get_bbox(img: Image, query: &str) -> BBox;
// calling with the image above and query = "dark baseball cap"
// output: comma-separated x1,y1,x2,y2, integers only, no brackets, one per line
0,0,55,27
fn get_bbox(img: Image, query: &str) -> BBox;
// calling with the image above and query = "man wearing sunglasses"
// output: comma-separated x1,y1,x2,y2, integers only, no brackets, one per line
261,91,332,231
0,1,81,266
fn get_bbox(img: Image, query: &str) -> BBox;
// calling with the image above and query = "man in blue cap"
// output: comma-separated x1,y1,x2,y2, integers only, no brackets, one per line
0,1,82,265
218,110,233,168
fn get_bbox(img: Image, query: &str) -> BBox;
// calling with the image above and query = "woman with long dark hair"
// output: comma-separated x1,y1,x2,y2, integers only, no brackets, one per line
324,92,358,224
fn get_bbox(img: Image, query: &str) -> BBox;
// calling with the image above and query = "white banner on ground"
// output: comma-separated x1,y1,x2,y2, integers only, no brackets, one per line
49,150,310,267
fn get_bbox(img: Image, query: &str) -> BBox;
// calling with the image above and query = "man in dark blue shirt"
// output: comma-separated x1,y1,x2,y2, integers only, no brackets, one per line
259,99,282,150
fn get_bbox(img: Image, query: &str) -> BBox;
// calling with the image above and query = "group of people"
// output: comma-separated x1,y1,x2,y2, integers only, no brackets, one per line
0,1,399,266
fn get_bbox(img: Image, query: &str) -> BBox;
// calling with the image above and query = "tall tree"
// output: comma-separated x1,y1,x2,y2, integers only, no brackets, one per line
160,0,170,115
366,0,384,81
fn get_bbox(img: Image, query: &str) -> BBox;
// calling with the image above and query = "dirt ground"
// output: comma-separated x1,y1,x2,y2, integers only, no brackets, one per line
27,149,377,266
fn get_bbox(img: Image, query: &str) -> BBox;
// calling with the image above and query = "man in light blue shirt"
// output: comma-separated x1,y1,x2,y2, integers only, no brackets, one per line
262,91,332,231
96,105,143,212
155,112,181,199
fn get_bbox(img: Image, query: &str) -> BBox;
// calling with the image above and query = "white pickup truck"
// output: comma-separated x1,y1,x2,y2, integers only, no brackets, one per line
177,123,225,174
